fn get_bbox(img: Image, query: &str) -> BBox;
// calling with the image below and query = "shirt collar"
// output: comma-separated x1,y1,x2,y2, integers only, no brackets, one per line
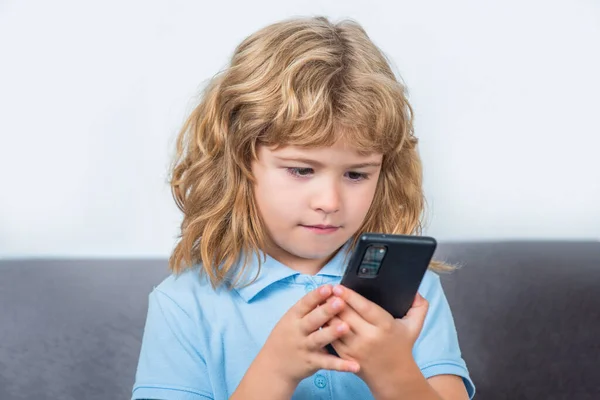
233,243,351,303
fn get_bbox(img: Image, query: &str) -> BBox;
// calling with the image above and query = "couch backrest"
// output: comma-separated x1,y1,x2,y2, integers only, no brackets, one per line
436,241,600,399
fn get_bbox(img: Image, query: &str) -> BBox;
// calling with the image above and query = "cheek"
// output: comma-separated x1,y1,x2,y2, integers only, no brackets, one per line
255,172,300,217
347,182,378,216
262,173,286,197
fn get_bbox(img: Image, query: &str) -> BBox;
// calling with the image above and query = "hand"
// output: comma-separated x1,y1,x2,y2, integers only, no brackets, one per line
328,285,429,391
256,284,361,386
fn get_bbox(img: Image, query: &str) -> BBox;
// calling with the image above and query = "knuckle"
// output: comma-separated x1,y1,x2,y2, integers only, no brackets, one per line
322,324,336,339
295,297,310,313
324,325,339,341
307,291,320,304
304,289,321,303
305,353,318,371
381,319,393,331
301,315,313,332
310,331,322,347
337,358,349,372
316,307,331,323
355,300,370,316
332,358,342,371
364,329,379,345
326,357,340,371
306,330,321,349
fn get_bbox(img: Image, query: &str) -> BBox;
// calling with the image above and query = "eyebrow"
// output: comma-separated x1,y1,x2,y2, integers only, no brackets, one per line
275,157,381,169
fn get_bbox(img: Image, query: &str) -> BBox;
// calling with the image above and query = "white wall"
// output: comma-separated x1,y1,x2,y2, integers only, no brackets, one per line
1,0,599,258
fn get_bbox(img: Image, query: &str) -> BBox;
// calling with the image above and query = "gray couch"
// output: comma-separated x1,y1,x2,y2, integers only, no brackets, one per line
1,241,598,399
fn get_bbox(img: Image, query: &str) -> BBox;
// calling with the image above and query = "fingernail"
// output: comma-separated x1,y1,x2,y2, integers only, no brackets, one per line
336,323,346,333
333,286,343,296
332,299,342,309
319,286,330,295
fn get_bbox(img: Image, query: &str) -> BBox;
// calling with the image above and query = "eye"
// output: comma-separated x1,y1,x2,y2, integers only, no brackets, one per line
286,167,314,178
346,171,369,181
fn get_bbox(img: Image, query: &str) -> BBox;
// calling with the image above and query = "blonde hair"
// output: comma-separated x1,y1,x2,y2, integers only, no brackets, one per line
169,16,451,287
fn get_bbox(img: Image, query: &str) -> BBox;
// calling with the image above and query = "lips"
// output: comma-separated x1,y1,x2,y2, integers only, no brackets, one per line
305,224,339,229
300,224,341,234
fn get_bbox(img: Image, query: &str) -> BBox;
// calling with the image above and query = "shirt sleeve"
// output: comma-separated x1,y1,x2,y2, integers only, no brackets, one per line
414,273,476,399
132,288,214,400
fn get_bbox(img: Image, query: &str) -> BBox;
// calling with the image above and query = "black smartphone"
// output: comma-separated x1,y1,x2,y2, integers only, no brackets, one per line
326,233,437,356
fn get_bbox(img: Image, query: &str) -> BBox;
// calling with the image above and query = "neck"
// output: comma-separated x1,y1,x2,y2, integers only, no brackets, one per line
262,243,341,276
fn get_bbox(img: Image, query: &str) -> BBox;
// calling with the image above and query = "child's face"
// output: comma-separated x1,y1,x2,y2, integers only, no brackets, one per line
251,138,382,272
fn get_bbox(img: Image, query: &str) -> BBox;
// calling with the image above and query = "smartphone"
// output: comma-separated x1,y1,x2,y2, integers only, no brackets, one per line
326,233,437,356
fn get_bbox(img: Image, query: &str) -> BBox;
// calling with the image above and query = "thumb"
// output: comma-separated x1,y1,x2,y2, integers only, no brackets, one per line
402,293,429,334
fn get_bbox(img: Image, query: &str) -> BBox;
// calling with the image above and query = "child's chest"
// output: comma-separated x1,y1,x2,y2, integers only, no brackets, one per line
198,276,373,399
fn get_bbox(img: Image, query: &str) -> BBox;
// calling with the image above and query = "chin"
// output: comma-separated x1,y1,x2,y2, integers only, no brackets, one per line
287,242,345,260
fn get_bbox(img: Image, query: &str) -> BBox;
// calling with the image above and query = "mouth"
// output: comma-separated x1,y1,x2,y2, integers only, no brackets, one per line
300,224,341,234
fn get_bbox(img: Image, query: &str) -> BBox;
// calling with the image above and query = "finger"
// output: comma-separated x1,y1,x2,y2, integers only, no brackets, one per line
332,285,391,326
324,316,353,340
330,337,351,354
300,296,345,334
307,316,350,349
327,316,351,332
336,306,368,336
402,292,429,334
411,291,427,307
327,316,353,345
294,284,333,317
404,292,429,319
313,353,360,374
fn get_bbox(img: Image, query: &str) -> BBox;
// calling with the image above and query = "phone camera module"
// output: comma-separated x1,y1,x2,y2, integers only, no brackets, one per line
357,244,387,278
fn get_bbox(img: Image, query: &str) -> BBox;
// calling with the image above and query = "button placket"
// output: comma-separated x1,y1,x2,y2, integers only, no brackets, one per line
303,275,318,293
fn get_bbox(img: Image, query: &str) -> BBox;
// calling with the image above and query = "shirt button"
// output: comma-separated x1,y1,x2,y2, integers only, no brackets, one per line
305,283,317,293
314,374,327,389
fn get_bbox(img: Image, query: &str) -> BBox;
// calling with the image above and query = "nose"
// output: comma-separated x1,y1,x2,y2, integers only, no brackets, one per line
310,180,341,214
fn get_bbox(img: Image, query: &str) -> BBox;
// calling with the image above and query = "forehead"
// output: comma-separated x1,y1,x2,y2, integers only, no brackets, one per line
269,136,381,158
266,142,382,162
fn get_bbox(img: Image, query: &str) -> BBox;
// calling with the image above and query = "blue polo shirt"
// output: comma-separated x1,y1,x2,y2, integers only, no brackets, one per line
132,248,475,399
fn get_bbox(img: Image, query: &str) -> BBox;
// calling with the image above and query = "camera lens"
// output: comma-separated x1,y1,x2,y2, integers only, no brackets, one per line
360,267,368,274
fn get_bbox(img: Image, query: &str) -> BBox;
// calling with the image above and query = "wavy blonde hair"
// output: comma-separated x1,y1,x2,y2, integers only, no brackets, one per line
169,16,451,287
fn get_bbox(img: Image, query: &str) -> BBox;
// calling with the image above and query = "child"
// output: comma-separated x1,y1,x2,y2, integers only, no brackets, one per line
133,16,475,400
